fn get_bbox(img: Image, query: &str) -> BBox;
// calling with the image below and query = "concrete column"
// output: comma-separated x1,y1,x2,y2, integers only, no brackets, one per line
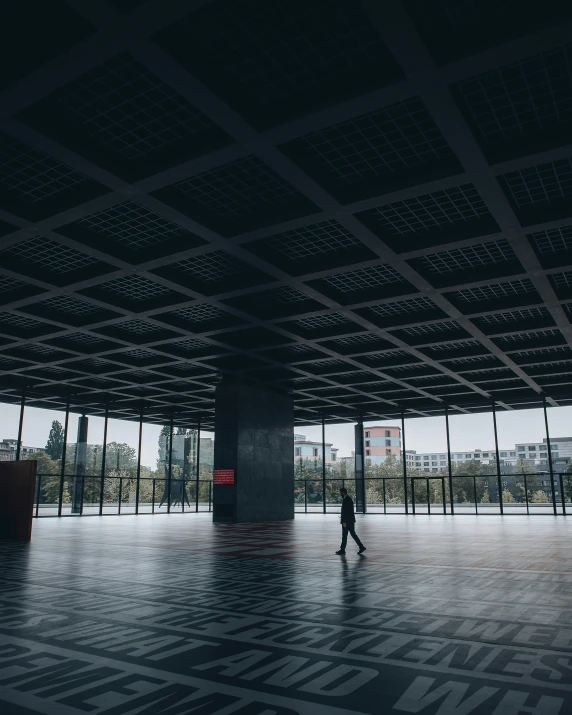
354,421,366,513
213,378,294,523
71,415,88,514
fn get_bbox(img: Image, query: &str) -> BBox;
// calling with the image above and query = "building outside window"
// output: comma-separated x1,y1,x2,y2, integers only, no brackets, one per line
295,447,301,456
365,431,370,438
313,447,318,457
366,449,370,456
365,440,370,447
385,430,391,437
386,449,391,456
385,439,391,446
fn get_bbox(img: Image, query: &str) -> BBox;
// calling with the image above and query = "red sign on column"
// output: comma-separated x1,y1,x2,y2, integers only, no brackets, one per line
214,469,235,485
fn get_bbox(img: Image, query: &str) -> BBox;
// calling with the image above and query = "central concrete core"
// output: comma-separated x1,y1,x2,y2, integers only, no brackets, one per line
212,378,294,522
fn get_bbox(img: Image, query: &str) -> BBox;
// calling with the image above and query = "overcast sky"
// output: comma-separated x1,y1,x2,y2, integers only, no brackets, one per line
1,402,570,464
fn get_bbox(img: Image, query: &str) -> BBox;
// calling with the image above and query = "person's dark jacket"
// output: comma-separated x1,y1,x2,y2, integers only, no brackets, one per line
341,495,356,524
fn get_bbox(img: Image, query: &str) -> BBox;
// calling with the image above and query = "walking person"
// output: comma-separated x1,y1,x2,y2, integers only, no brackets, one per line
336,487,366,555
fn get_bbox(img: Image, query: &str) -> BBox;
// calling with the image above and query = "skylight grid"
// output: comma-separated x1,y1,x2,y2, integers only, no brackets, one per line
42,296,99,315
402,320,461,336
476,307,550,324
501,158,572,209
451,279,536,304
550,271,572,288
530,225,572,254
369,185,489,235
428,340,481,351
0,275,26,294
288,98,453,184
55,55,212,159
265,287,311,304
0,135,88,202
368,297,437,317
174,251,246,281
174,157,302,219
0,312,40,328
323,264,403,292
331,333,381,347
496,329,561,343
118,320,161,334
172,305,223,322
455,44,572,144
293,313,350,329
4,237,97,273
79,201,187,248
100,275,170,301
268,220,361,259
419,240,514,274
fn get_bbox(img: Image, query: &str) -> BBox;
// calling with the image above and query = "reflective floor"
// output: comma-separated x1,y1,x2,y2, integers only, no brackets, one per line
1,513,572,714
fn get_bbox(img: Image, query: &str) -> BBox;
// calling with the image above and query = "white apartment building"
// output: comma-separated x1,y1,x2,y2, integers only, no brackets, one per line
515,437,572,464
0,438,44,462
406,448,518,472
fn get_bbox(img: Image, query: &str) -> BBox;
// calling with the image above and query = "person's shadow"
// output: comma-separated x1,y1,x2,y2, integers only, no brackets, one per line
339,553,367,607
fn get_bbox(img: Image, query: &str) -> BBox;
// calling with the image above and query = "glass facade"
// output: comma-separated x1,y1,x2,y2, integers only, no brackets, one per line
2,397,572,518
0,399,213,517
293,403,572,516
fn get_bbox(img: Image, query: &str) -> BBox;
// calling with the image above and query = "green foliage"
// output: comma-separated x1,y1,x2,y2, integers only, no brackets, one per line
45,420,64,460
502,488,516,503
529,490,548,503
24,451,63,504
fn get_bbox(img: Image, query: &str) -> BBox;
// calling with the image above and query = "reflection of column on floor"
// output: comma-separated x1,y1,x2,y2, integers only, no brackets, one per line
72,415,88,514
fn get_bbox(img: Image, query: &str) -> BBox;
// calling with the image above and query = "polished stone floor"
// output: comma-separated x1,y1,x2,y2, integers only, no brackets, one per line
1,514,572,715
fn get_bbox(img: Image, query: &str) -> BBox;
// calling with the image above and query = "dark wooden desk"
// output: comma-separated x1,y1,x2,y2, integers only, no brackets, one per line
0,460,36,540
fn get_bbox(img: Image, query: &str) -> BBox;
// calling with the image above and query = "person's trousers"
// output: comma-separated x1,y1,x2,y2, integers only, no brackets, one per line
340,523,364,551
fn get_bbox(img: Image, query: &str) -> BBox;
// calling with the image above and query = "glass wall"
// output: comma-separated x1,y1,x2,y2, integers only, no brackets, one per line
62,411,106,516
294,423,324,512
324,422,351,514
170,427,198,513
447,411,499,514
138,421,162,514
199,429,214,511
363,418,405,513
4,393,572,519
20,404,64,516
547,404,572,514
102,417,140,515
403,414,449,514
496,406,553,514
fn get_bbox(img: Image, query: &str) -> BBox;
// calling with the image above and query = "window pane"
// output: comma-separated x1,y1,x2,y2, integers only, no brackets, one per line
496,406,551,514
20,404,64,517
547,405,572,514
403,414,449,514
103,417,140,515
363,419,404,514
448,412,499,514
294,424,323,512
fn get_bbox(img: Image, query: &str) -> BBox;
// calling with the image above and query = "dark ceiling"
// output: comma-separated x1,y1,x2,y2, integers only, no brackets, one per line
2,0,572,430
